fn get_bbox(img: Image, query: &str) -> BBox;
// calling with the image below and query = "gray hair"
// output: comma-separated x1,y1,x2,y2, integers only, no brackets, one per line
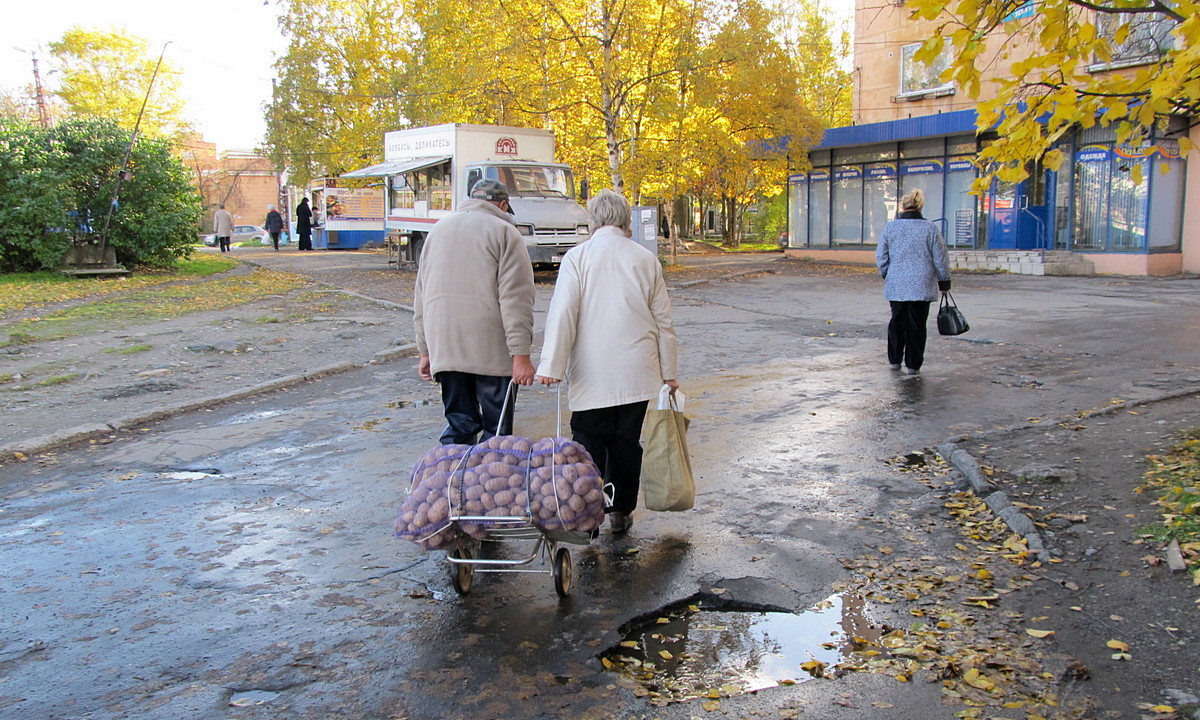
586,189,631,235
900,188,925,211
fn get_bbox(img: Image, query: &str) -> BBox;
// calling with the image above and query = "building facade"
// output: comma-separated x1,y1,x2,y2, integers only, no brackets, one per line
784,1,1199,276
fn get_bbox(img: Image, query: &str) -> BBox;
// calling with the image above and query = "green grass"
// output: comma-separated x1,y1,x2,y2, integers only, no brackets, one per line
105,344,153,355
0,265,310,346
0,254,238,315
37,373,80,387
0,373,12,385
1138,428,1200,546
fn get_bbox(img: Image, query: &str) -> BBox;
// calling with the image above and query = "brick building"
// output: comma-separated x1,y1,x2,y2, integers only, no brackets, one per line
178,135,283,233
784,1,1199,276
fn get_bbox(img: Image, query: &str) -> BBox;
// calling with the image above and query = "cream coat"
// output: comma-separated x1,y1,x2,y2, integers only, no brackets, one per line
413,199,535,377
536,225,678,411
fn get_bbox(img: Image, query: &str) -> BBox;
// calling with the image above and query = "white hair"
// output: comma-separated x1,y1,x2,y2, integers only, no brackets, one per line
586,189,632,235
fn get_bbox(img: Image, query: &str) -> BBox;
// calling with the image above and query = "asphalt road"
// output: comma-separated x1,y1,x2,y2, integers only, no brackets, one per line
2,252,1199,720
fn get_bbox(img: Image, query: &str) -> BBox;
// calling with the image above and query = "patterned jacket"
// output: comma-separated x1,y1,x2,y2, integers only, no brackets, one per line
875,213,951,302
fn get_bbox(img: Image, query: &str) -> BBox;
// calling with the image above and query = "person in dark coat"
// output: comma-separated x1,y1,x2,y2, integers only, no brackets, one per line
264,204,284,251
874,188,952,376
296,197,314,251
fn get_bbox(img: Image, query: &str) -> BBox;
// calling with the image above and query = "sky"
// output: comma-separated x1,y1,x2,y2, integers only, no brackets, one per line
1,0,286,151
2,0,856,153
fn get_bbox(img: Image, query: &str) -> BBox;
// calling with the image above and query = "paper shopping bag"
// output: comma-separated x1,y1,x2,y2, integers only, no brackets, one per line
640,385,695,511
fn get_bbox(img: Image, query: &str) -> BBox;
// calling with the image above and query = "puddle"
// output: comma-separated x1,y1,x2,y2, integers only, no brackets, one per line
601,594,889,703
229,689,281,707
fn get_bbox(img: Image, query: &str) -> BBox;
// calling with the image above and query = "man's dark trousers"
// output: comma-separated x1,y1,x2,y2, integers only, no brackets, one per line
437,372,515,445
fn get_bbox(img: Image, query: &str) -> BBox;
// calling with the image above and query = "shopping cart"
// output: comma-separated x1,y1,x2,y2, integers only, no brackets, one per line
439,385,600,598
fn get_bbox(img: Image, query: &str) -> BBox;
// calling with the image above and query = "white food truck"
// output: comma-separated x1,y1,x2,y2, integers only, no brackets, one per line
342,124,591,268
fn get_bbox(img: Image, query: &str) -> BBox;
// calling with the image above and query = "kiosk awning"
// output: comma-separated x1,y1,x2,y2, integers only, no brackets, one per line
341,155,450,178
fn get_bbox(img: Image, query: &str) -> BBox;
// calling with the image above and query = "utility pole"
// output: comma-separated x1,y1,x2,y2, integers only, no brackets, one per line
13,47,50,128
98,41,171,265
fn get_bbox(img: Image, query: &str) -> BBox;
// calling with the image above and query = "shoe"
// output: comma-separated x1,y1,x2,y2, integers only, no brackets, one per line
608,512,632,534
906,367,920,375
890,364,901,371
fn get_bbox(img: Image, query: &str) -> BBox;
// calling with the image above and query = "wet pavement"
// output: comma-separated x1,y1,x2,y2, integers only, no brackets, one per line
2,253,1200,719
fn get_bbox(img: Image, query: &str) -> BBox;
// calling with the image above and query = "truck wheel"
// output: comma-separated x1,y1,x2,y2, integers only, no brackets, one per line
410,233,425,270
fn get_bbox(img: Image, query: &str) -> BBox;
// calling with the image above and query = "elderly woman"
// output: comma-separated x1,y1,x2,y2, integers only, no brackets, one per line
875,188,952,375
535,190,679,533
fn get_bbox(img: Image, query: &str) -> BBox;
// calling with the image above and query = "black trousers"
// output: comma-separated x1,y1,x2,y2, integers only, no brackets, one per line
218,236,231,252
570,401,649,515
269,231,280,250
888,300,931,370
437,372,515,445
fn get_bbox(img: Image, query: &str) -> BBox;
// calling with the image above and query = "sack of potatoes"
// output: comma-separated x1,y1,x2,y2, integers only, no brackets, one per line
394,435,605,551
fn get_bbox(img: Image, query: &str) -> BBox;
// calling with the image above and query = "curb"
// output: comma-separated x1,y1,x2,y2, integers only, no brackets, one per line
936,386,1200,564
674,268,776,289
1,344,419,464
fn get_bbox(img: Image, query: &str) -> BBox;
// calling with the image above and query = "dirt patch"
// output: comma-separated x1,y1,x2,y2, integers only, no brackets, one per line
956,395,1200,719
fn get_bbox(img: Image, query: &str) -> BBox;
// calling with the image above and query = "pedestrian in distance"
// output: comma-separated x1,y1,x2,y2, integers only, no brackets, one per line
535,189,680,534
414,179,536,445
264,204,284,251
296,197,314,251
213,203,234,253
875,187,952,376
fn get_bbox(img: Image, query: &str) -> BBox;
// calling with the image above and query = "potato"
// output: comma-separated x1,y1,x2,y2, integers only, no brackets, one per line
484,475,507,493
413,510,428,528
537,466,553,480
465,484,484,501
494,489,515,507
481,493,495,510
529,477,544,495
538,507,557,521
584,488,602,504
529,499,542,514
562,465,578,482
508,473,525,490
573,476,594,496
554,478,572,498
416,501,431,516
568,495,586,513
486,507,510,517
513,491,528,507
464,500,484,515
401,510,415,525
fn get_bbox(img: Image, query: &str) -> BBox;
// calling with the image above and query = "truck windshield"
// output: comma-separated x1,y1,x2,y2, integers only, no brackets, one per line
487,166,575,199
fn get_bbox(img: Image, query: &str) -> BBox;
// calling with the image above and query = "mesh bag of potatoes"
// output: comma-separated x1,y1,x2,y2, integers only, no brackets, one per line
394,435,606,551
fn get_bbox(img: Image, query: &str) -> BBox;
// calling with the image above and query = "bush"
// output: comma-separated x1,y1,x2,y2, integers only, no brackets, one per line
0,117,202,272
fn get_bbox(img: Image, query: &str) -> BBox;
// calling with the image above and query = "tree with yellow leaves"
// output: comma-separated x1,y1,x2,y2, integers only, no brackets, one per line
906,0,1198,188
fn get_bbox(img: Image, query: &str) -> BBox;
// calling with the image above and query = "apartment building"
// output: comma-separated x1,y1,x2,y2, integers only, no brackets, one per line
784,0,1199,275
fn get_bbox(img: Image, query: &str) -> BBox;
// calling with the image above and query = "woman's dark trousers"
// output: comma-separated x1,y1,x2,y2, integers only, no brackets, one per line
570,401,649,515
888,300,931,370
437,372,515,445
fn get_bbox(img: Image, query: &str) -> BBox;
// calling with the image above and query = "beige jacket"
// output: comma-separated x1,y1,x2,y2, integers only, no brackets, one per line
413,199,535,377
536,225,678,411
213,209,234,237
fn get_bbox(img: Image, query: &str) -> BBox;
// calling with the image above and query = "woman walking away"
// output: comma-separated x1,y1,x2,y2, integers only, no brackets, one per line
265,204,284,251
875,188,952,376
535,189,680,534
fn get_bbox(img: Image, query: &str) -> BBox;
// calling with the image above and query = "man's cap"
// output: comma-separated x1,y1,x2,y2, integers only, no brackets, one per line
470,179,510,204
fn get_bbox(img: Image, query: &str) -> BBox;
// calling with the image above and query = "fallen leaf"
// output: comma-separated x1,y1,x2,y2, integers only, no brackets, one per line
1106,639,1130,652
1026,628,1055,638
702,700,720,711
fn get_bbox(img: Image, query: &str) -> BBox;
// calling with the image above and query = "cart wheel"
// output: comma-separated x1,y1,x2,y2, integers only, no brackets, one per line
450,546,474,595
553,547,572,597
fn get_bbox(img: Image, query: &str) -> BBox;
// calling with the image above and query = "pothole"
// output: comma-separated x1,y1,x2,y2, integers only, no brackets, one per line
601,594,889,704
387,399,437,408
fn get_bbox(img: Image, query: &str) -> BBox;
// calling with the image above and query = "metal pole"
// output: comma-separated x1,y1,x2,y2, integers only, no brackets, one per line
13,47,50,128
98,41,171,264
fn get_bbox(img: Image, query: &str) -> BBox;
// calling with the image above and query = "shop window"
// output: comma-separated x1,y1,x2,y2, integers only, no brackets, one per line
832,167,864,245
788,176,809,248
863,163,896,244
944,157,977,248
390,174,416,211
808,170,831,248
1148,154,1184,249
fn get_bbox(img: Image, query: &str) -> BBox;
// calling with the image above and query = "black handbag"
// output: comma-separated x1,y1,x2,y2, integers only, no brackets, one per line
937,292,970,336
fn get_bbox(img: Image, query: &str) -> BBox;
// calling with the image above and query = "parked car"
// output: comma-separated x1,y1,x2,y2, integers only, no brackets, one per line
202,225,271,247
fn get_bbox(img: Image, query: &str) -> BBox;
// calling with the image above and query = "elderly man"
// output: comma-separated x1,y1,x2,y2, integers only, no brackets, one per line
414,179,536,444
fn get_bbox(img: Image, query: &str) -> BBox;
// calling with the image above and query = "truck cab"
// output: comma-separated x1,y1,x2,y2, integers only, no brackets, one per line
465,162,590,268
